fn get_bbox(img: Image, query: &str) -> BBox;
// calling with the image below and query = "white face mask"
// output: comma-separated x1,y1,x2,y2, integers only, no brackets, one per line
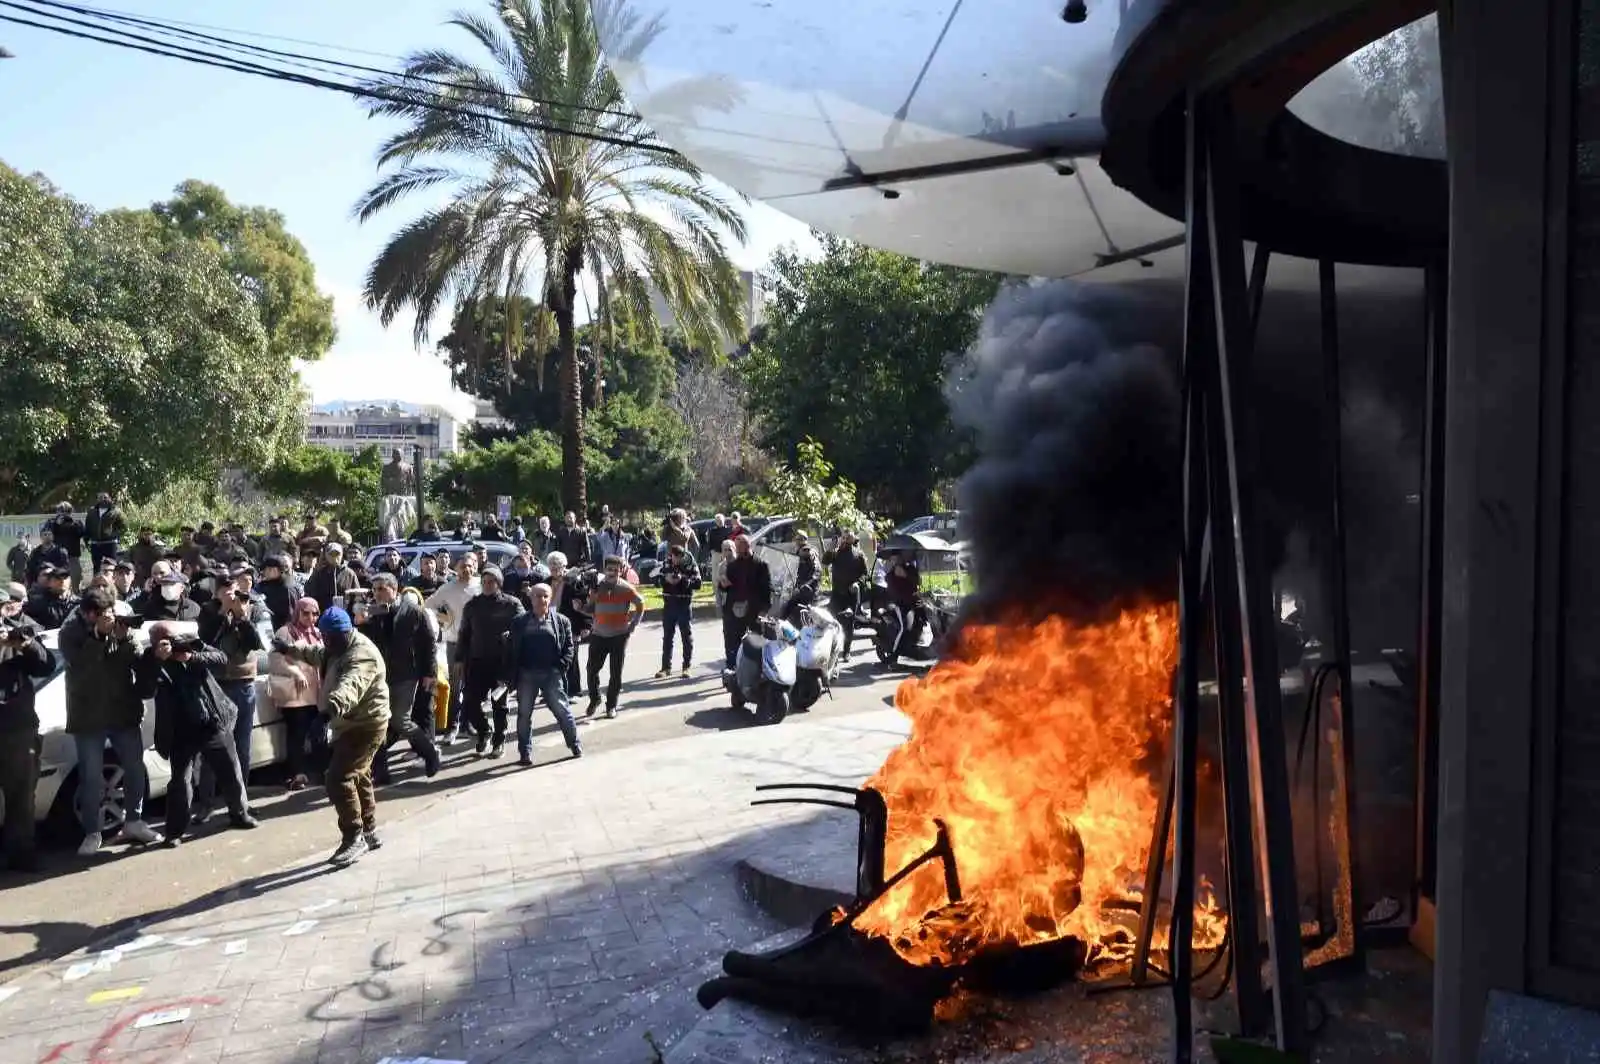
160,584,182,602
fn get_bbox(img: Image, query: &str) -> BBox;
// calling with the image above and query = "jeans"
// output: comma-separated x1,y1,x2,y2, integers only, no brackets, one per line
372,679,439,783
325,719,386,842
72,727,147,837
586,633,629,710
515,668,579,756
661,598,693,670
0,733,39,860
225,681,257,782
165,728,248,838
281,705,320,780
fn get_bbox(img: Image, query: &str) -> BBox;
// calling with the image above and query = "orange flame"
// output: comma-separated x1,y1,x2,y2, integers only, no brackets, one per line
856,602,1220,966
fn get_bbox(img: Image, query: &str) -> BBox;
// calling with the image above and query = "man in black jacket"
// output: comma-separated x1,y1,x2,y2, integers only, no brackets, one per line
257,554,298,630
779,535,822,624
0,595,53,870
135,623,258,842
507,583,580,764
361,574,441,783
46,503,86,587
84,492,126,571
656,545,701,679
546,552,590,699
406,553,445,596
457,566,524,758
823,532,870,659
25,528,69,586
719,536,772,670
142,570,203,624
558,512,591,566
305,543,360,613
197,576,268,790
24,567,77,630
5,537,27,586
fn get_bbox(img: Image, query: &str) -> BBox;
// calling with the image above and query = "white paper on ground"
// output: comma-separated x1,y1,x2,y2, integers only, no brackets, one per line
299,899,341,914
223,940,248,956
283,920,318,937
89,951,122,973
132,1007,191,1029
0,987,17,1005
62,963,96,982
375,1057,469,1064
117,934,163,953
172,937,211,948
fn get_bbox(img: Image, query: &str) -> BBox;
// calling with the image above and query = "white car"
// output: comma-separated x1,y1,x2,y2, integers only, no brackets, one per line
750,517,877,606
29,621,280,834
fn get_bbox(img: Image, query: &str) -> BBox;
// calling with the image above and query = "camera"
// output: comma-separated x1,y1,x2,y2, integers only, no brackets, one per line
0,621,27,646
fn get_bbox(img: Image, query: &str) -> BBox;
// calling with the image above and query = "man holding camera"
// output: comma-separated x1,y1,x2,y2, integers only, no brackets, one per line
198,573,268,792
60,588,163,855
135,623,258,842
0,587,53,871
25,565,77,630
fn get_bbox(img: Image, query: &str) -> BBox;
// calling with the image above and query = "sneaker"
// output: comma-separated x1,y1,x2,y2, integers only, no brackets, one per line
569,746,583,759
680,667,691,678
162,835,184,849
329,835,369,867
603,706,617,720
474,732,488,755
229,813,259,830
487,742,504,760
654,668,671,679
439,727,459,746
517,754,533,767
585,698,600,718
363,830,382,852
77,832,102,857
190,804,212,826
123,820,164,846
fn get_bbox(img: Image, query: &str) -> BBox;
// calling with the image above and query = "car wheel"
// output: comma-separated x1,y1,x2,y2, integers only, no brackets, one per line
80,760,129,836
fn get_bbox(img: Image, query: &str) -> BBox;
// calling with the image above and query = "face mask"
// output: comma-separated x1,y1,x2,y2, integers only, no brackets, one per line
161,584,182,602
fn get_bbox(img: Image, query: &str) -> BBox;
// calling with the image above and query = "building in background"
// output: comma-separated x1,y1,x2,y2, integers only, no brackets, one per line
304,401,464,461
649,269,764,353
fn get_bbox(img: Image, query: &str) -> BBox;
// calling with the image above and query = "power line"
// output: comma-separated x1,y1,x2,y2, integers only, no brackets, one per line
23,0,407,59
19,0,644,122
0,8,681,155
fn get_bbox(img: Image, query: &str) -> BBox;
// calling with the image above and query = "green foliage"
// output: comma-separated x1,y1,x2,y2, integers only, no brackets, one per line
0,163,304,513
430,432,565,517
149,180,337,365
122,477,287,540
354,0,750,514
586,393,692,512
740,236,1002,518
252,444,385,533
733,439,876,536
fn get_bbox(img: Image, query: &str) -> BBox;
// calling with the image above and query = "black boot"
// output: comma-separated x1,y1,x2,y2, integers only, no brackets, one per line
329,834,369,867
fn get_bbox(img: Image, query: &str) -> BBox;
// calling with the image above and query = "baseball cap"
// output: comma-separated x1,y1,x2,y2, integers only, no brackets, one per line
4,582,24,603
316,606,354,634
113,560,133,572
481,565,504,583
156,571,188,586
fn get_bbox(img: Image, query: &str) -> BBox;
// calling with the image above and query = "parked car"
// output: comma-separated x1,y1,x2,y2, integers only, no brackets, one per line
894,511,961,540
29,620,278,835
363,538,521,577
751,517,878,607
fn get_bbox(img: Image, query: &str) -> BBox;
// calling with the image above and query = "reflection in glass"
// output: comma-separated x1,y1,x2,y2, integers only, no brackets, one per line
1288,15,1445,160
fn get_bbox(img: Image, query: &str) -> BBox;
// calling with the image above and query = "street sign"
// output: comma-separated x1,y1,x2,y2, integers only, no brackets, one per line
496,495,512,522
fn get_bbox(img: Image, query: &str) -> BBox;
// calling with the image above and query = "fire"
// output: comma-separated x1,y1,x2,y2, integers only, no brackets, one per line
856,601,1217,967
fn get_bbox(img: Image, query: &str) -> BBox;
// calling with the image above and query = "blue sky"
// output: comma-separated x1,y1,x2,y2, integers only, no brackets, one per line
0,0,816,415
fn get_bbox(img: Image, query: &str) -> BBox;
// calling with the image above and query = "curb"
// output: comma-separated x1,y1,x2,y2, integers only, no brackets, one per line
735,856,853,930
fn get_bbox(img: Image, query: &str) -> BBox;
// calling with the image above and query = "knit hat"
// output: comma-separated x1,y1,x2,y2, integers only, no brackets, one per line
316,606,354,634
481,565,504,584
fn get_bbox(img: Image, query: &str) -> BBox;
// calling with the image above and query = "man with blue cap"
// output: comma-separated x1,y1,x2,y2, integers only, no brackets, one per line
273,604,391,866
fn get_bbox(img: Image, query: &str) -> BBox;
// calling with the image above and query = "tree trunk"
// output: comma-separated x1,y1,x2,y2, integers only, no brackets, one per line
557,249,587,517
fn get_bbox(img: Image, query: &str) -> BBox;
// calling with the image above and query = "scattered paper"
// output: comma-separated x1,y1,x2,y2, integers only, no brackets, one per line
0,986,19,1005
90,951,122,973
223,940,248,956
117,934,163,954
172,937,211,948
88,986,144,1004
132,1007,191,1029
62,963,96,983
376,1058,469,1064
299,899,341,914
283,920,319,937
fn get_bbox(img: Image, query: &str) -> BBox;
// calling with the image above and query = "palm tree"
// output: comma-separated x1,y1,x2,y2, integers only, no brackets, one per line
354,0,748,514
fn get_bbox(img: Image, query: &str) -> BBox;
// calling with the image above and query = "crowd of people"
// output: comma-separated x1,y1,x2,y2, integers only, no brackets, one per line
0,493,907,874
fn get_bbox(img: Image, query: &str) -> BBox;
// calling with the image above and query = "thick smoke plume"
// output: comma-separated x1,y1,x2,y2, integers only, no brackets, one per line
948,280,1182,622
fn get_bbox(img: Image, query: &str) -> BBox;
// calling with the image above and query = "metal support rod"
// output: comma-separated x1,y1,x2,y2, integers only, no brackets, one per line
1248,244,1271,340
1201,92,1308,1055
1415,263,1447,905
1134,692,1178,987
1316,258,1365,971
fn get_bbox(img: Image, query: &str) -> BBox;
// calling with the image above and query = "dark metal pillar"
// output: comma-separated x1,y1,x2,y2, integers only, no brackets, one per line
1200,91,1309,1055
1414,263,1446,924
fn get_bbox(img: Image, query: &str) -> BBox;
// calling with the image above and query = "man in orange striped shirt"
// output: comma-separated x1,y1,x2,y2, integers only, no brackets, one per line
585,555,644,719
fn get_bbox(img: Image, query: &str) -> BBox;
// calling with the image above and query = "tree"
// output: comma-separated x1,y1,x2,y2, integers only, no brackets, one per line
430,432,564,517
148,180,338,364
354,0,749,516
741,237,1002,517
585,393,692,512
668,361,751,504
251,444,385,532
733,438,874,535
0,164,302,512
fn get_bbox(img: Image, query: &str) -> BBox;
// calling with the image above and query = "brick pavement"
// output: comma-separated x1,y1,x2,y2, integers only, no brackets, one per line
0,708,909,1064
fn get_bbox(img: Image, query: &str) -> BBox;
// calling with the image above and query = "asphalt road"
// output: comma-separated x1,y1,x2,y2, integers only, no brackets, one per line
0,617,912,976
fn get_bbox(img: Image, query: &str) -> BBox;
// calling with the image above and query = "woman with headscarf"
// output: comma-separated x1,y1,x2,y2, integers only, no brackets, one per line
268,597,324,790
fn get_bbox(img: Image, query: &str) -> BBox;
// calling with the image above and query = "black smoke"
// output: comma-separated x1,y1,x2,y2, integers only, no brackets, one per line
947,280,1183,623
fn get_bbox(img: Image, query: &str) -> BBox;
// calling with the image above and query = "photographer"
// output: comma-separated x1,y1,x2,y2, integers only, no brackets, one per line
135,624,257,842
655,544,700,679
25,565,77,630
60,588,162,855
823,532,869,660
0,589,53,871
360,574,442,783
197,573,268,796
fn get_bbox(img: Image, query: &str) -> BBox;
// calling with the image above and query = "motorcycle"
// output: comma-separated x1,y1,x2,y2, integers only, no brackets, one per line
873,592,954,667
725,617,799,725
791,604,845,711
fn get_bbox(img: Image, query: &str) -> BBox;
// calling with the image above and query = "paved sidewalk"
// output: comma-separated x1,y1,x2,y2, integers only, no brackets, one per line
0,707,910,1064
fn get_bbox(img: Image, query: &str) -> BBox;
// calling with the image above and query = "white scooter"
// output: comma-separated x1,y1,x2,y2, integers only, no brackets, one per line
791,604,844,711
725,618,799,725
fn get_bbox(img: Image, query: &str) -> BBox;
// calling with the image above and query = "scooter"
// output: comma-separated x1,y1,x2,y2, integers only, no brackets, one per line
792,604,845,711
873,595,950,667
725,617,799,725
